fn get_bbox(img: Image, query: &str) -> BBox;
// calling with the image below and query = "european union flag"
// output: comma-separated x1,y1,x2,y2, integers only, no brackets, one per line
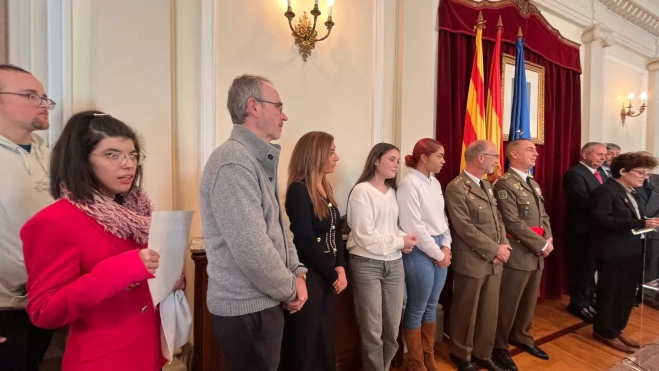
509,32,533,174
509,37,531,142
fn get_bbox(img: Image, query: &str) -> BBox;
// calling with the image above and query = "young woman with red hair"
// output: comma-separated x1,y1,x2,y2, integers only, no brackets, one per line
396,138,452,371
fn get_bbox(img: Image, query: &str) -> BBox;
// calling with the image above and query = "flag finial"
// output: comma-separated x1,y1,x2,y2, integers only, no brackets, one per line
497,16,503,29
475,11,486,29
517,26,524,38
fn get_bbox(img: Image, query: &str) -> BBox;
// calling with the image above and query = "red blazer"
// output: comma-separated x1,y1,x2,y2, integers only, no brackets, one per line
21,199,165,371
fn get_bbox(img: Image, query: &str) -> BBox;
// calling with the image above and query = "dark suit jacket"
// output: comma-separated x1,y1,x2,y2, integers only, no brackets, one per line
563,163,609,236
285,182,346,284
590,179,645,267
635,174,659,240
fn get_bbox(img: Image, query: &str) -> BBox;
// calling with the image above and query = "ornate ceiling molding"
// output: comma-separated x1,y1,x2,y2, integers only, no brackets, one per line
509,0,541,16
581,24,616,47
598,0,659,37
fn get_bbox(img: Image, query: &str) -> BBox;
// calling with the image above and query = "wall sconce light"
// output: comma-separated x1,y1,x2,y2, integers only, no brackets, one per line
284,0,335,61
620,92,647,126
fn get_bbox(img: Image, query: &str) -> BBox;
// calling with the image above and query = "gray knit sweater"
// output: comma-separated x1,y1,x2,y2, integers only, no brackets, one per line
200,124,307,316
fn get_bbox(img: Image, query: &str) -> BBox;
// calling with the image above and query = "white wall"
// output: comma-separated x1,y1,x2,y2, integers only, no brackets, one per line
215,0,376,212
603,49,648,151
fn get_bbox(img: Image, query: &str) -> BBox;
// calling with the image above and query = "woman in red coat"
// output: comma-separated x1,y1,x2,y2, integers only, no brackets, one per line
20,111,179,371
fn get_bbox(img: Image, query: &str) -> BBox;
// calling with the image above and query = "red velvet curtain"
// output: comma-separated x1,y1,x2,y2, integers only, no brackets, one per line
435,0,582,300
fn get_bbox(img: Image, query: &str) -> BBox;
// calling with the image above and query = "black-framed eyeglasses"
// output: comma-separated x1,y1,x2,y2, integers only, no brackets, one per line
254,99,283,113
0,92,56,110
482,153,500,160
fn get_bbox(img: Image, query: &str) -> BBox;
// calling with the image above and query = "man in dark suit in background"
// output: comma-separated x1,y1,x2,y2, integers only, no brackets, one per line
601,143,621,178
562,142,608,322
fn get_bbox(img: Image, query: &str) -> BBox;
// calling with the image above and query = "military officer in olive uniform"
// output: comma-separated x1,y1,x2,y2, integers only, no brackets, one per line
445,140,511,371
491,139,552,370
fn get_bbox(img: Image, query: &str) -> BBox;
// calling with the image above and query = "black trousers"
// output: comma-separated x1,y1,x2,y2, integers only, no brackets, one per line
594,259,641,339
0,309,55,371
281,269,337,371
211,305,285,371
566,234,596,309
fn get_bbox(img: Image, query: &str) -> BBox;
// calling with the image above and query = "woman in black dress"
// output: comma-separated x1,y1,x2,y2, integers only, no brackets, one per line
281,131,347,371
590,152,659,352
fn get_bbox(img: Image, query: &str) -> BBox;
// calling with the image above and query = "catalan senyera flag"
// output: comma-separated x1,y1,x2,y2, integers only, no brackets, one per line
485,16,504,181
460,11,486,171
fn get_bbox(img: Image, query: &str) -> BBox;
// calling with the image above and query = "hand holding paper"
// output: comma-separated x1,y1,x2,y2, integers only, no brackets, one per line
146,211,193,306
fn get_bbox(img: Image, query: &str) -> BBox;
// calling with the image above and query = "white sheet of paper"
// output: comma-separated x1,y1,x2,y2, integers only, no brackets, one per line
147,210,194,306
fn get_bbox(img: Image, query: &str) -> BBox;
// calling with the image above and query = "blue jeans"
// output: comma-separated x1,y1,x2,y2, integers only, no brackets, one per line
402,235,448,329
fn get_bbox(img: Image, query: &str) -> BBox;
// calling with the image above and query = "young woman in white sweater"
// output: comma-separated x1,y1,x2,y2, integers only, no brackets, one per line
397,138,452,371
346,142,418,371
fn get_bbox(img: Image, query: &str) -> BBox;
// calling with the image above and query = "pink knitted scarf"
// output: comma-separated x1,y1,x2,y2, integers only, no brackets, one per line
61,187,153,245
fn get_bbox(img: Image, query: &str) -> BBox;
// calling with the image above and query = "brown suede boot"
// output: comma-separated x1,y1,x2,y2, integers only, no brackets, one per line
404,328,427,371
420,322,439,371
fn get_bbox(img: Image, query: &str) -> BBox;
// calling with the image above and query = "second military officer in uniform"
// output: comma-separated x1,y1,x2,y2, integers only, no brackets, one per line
445,140,511,371
491,139,552,370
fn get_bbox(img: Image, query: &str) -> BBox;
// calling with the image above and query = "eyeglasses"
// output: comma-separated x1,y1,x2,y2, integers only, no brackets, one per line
0,92,56,110
254,99,284,113
482,153,500,160
93,152,146,167
630,169,651,178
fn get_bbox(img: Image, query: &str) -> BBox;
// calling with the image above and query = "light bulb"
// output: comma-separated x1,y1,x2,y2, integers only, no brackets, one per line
640,92,648,101
627,92,635,100
328,0,335,5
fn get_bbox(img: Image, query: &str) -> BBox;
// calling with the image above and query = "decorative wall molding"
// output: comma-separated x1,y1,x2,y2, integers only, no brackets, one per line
599,0,659,37
605,52,649,74
46,0,72,145
7,0,31,70
593,1,657,57
199,0,217,173
647,56,659,70
581,24,616,47
372,0,385,146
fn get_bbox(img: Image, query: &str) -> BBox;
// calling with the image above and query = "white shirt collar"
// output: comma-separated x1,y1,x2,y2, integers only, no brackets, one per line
579,162,598,174
410,168,432,184
463,170,483,185
510,167,529,181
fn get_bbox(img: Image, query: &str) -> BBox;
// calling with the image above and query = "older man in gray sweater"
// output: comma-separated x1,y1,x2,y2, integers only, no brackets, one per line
200,74,307,371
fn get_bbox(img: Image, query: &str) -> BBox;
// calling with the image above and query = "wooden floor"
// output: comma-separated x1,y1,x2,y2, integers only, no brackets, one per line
393,295,659,371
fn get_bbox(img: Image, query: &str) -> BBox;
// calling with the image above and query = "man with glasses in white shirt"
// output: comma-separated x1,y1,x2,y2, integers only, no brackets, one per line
0,64,56,371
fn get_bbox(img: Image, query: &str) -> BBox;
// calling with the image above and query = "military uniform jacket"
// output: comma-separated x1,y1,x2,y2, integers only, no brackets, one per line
493,170,552,272
445,171,509,279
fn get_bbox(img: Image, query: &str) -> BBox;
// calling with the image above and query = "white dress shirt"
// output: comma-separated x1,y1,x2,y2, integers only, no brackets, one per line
464,170,483,186
579,161,598,174
347,182,407,261
397,169,452,261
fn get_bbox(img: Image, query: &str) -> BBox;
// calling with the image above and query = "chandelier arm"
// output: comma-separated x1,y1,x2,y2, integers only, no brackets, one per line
287,18,303,38
315,26,334,42
310,15,319,35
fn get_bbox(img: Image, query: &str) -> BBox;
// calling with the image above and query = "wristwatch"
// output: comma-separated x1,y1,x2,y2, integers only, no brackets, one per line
297,273,307,282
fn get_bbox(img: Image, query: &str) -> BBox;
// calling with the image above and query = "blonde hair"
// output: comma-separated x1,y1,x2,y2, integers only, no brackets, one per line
287,131,338,219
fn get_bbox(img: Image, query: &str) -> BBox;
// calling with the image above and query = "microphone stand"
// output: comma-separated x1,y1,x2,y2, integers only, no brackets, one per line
624,226,659,371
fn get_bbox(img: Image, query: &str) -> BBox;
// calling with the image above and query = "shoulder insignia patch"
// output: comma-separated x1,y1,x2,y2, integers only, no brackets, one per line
497,190,508,200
